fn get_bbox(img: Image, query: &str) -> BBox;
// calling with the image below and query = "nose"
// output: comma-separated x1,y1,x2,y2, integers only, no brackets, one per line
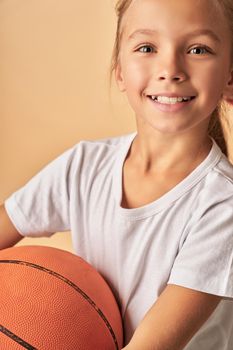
157,54,187,83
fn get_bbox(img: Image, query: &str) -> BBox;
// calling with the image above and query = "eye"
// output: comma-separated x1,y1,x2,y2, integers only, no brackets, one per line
189,46,211,55
137,45,155,53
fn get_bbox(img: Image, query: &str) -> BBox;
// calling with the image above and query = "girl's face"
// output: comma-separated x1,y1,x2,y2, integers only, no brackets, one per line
116,0,233,136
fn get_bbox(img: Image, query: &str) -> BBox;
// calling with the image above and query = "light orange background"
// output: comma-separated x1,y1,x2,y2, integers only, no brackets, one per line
1,1,135,252
1,1,233,252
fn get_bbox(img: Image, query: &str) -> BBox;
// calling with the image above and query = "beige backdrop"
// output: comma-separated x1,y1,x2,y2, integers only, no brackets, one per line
1,0,136,252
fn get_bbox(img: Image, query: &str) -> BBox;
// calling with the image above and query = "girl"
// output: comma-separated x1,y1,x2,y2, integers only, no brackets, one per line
1,0,233,348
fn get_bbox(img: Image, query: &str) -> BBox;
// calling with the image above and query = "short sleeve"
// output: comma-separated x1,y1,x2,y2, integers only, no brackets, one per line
168,185,233,299
5,145,80,237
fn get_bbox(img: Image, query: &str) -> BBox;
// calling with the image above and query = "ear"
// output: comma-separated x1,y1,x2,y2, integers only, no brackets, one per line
223,69,233,106
115,63,126,92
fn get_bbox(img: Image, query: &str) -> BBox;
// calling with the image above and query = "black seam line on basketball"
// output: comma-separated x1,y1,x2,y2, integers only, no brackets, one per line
0,324,37,350
0,260,120,350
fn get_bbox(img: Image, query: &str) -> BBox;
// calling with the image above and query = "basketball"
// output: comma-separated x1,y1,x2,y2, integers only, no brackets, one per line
0,245,123,349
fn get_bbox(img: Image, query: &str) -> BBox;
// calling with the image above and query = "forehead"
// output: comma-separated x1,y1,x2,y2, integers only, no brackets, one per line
121,0,229,40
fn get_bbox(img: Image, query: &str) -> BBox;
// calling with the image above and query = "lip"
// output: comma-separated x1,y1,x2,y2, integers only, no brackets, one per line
148,92,195,98
147,94,196,113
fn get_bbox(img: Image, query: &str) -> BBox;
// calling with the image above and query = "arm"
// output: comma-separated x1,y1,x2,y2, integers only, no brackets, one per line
123,284,221,350
0,203,23,250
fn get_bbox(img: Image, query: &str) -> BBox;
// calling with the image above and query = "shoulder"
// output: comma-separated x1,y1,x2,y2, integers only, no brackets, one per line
205,152,233,199
187,146,233,222
199,144,233,199
77,133,135,151
45,133,134,167
68,132,135,165
58,132,135,179
214,153,233,185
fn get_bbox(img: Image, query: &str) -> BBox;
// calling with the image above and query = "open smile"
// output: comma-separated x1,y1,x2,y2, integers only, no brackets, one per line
147,94,196,112
147,95,196,105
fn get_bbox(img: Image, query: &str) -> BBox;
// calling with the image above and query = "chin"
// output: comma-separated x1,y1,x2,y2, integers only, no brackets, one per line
148,122,190,135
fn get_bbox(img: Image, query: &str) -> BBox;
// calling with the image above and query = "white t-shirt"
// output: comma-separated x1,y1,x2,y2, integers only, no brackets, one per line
5,133,233,348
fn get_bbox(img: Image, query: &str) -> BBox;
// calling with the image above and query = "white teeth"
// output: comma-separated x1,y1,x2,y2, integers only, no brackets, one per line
150,96,192,104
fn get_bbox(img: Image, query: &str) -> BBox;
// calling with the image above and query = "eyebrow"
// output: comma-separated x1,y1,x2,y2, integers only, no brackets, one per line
128,28,221,43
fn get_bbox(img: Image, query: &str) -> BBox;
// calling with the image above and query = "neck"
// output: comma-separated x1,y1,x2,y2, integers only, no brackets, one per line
130,127,212,174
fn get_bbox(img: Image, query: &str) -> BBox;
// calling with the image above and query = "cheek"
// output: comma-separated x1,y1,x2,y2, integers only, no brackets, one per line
192,62,227,98
121,56,149,90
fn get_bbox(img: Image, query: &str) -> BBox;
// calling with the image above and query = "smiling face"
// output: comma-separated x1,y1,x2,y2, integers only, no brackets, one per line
115,0,233,136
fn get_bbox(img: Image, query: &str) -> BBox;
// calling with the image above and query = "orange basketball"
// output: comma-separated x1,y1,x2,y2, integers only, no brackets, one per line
0,245,123,349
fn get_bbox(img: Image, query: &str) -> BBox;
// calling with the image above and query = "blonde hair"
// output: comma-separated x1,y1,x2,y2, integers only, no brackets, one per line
110,0,233,156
